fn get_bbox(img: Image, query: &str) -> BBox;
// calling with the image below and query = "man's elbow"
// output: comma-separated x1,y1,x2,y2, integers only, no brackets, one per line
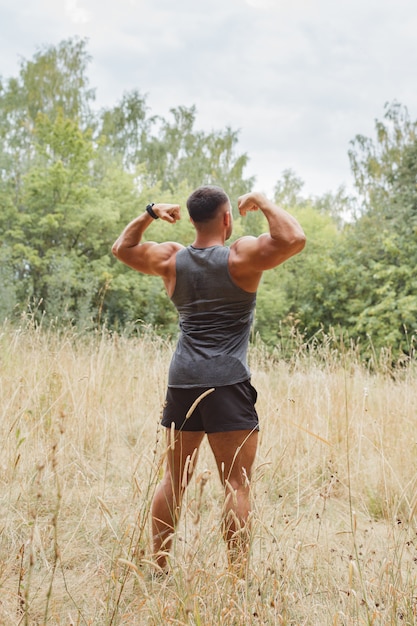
289,231,306,255
296,232,307,252
111,241,120,258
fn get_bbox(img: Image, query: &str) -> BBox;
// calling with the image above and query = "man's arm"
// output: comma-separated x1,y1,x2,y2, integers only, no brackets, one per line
229,192,306,291
111,203,183,281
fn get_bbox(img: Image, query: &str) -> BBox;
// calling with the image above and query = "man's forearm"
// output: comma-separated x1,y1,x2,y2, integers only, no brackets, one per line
112,212,153,257
252,193,305,245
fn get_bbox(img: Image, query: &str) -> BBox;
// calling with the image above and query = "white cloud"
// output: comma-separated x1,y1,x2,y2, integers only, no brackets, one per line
245,0,276,7
65,0,90,24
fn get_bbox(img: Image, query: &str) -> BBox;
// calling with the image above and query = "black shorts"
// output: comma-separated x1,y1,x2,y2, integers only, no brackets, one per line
161,380,259,434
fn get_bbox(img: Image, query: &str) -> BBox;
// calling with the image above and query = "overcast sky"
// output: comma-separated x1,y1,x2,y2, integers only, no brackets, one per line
1,0,417,198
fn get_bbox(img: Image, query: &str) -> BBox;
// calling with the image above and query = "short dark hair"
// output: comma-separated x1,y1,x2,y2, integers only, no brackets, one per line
186,186,229,223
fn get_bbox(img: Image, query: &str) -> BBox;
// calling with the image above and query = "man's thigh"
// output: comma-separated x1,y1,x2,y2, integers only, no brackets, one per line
163,428,205,487
207,429,258,484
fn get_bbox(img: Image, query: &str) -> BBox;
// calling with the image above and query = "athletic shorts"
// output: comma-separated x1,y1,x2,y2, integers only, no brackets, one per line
161,379,259,433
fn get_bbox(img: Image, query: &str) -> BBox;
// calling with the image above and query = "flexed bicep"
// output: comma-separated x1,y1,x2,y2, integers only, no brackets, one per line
237,192,306,268
116,241,183,276
229,193,306,291
112,206,183,276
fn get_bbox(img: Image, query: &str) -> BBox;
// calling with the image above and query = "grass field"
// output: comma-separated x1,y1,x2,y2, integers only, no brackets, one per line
1,320,417,625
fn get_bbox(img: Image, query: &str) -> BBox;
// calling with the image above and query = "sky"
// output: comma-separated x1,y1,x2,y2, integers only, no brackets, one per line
1,0,417,198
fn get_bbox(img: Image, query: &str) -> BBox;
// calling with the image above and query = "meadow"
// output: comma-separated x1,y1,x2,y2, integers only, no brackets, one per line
1,320,417,625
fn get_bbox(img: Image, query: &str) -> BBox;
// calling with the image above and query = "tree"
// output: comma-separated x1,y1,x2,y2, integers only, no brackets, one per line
2,110,128,323
345,102,417,355
349,102,417,215
99,90,152,169
100,99,255,202
274,168,306,209
0,37,94,201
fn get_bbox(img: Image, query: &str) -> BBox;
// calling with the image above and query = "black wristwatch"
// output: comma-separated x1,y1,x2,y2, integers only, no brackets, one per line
146,203,159,219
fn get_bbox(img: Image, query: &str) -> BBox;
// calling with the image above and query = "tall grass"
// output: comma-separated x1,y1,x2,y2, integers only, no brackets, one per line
1,319,417,624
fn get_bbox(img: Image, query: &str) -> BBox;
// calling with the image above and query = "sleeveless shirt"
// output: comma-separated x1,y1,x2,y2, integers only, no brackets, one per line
168,245,257,388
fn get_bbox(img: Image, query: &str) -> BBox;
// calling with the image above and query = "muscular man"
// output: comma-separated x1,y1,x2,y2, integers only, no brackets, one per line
112,186,305,574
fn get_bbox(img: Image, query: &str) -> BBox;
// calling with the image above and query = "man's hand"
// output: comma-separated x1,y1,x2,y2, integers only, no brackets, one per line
237,192,265,216
153,203,181,223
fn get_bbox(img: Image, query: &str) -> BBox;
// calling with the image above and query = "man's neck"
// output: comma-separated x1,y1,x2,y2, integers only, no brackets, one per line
192,234,225,248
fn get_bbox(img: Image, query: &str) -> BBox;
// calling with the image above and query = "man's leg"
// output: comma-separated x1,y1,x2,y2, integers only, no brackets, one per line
151,428,205,570
207,429,258,574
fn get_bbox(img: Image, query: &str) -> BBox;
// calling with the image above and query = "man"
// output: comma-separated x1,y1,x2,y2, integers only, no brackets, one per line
112,186,305,574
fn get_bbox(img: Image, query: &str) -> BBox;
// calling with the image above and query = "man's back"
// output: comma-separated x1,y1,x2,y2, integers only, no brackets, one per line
168,245,256,388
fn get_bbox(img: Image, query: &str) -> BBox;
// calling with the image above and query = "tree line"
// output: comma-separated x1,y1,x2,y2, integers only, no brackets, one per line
1,38,416,361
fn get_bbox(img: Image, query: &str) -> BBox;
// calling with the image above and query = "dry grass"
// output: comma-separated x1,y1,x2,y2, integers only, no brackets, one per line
1,320,417,625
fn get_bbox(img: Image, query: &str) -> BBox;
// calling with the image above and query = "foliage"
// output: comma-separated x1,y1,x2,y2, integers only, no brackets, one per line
343,102,417,354
100,95,255,203
264,105,417,360
0,38,254,331
1,40,417,359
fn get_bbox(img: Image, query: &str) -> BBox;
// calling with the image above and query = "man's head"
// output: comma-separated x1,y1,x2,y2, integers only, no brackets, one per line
186,186,230,222
187,186,232,240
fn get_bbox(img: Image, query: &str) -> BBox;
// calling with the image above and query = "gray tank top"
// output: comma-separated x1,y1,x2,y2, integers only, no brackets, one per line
168,245,257,388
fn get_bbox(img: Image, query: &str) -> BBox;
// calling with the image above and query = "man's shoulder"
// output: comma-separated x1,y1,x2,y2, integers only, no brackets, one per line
231,235,258,246
160,241,185,255
151,241,184,275
229,235,259,255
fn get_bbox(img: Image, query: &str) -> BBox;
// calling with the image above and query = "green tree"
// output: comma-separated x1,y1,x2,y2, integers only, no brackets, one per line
274,168,307,209
0,38,100,323
3,110,130,323
100,90,151,169
100,99,254,202
0,37,94,205
344,102,417,354
0,37,270,334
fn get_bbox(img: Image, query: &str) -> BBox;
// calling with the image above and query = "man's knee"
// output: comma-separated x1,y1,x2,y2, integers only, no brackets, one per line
225,474,249,492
